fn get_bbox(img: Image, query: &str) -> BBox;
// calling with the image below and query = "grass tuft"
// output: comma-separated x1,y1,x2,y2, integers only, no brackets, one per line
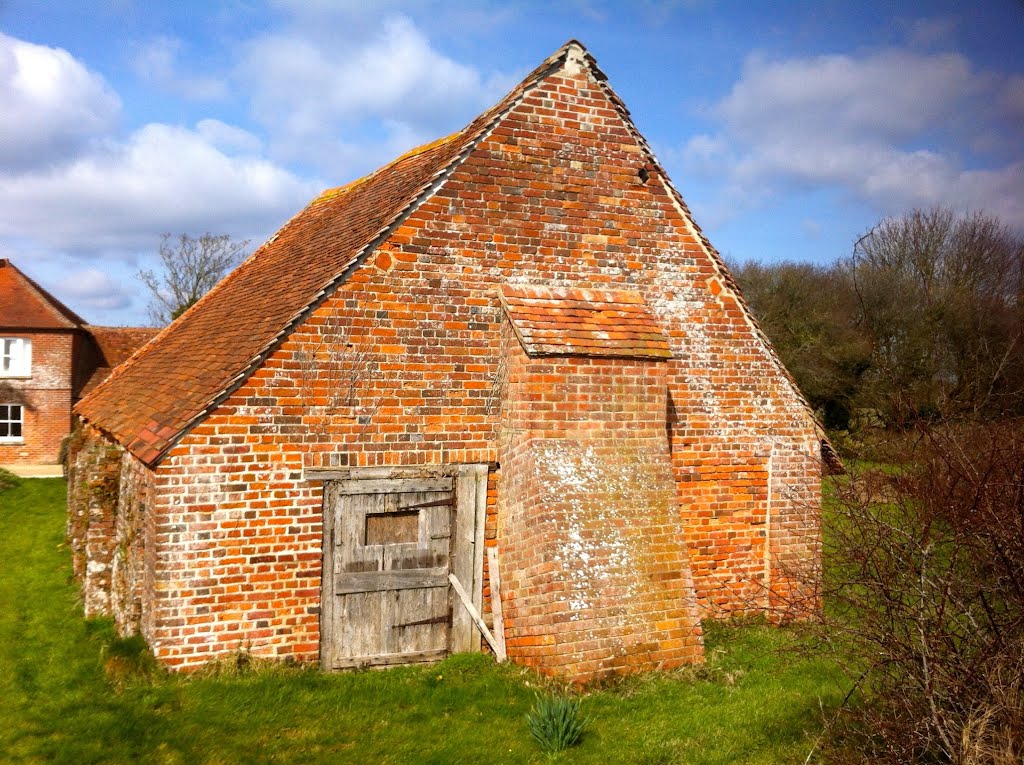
101,632,162,689
0,466,22,492
527,693,588,755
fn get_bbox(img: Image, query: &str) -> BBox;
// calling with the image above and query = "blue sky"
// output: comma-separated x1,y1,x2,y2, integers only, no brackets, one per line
2,1,1022,326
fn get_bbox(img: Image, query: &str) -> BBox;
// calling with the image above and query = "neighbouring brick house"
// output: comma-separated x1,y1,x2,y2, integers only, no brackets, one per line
69,41,829,682
0,258,156,465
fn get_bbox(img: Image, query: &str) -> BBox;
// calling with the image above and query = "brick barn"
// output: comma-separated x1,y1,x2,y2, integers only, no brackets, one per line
69,41,827,682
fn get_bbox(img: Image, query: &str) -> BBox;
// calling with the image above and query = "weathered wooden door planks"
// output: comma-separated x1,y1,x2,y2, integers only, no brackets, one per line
320,465,488,670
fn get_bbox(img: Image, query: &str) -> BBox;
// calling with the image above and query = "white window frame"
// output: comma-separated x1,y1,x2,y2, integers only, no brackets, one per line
0,403,23,443
1,337,31,377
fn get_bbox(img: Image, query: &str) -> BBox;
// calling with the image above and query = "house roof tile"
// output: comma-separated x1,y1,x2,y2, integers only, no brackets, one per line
79,326,160,396
500,285,672,360
0,258,85,330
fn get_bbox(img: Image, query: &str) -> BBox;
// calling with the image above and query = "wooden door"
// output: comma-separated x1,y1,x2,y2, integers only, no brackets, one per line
323,476,454,669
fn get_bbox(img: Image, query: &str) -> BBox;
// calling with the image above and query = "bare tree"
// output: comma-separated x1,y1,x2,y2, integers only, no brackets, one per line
849,208,1024,426
730,259,869,430
137,233,250,325
734,207,1024,435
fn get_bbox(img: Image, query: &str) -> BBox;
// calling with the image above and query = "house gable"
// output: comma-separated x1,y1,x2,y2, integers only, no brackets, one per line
0,258,85,330
74,45,578,466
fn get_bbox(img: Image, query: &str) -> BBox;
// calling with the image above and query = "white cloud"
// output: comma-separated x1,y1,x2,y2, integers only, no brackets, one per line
132,36,228,101
0,32,120,171
999,75,1024,123
196,118,264,154
267,0,515,37
801,218,823,240
717,50,976,144
0,34,319,260
905,16,958,48
238,15,511,172
684,47,1024,228
0,121,319,252
56,268,133,311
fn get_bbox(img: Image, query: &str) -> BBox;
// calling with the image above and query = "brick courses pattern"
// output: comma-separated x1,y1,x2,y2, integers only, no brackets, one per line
498,314,704,676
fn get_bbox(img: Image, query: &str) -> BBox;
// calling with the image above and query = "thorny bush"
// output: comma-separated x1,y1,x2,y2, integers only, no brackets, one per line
821,420,1024,763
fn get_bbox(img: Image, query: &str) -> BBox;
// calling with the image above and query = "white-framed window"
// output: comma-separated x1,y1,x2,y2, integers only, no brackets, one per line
0,404,23,442
1,337,31,377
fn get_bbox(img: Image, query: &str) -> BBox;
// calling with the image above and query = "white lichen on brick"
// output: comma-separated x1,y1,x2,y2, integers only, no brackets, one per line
534,440,642,619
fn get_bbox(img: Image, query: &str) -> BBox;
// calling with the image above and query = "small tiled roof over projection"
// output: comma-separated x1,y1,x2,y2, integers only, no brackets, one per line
499,284,672,360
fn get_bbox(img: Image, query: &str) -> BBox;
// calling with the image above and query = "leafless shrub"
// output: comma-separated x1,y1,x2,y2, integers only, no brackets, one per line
818,419,1024,763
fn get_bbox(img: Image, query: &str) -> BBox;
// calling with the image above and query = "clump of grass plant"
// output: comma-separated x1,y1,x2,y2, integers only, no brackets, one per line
527,693,588,756
100,632,161,690
0,467,22,492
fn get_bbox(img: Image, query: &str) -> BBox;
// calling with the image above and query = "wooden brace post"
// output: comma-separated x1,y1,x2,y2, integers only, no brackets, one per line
449,573,505,661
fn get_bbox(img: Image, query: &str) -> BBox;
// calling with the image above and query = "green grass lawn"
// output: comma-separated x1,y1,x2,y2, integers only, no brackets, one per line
0,474,846,764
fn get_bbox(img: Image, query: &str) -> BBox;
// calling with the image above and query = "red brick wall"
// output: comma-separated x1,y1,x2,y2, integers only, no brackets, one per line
111,453,155,634
0,330,74,464
110,56,819,672
497,317,704,679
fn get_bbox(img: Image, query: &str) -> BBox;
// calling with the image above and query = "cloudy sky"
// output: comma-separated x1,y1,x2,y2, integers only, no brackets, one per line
2,1,1022,326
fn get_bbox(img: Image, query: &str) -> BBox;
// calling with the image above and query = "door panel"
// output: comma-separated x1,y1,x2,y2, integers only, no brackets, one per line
325,480,454,669
320,466,488,670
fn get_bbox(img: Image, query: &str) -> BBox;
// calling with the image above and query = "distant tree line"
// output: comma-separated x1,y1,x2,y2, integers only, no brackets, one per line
730,207,1024,432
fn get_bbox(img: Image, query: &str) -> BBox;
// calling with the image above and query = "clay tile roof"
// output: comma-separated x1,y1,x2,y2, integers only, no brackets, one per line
0,259,85,330
75,41,588,466
500,284,672,360
79,326,161,397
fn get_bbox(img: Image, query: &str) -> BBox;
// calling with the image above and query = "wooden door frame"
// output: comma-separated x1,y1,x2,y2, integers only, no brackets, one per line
311,464,489,669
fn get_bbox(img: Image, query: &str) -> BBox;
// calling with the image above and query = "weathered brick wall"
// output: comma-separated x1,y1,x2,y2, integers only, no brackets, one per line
654,279,822,617
66,424,124,616
148,419,323,669
497,317,704,679
111,453,155,634
65,425,89,581
122,52,819,671
766,443,822,618
0,330,74,464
